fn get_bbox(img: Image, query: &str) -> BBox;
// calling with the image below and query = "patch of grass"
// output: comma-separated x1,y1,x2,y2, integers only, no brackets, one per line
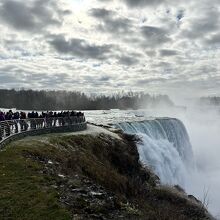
0,141,71,220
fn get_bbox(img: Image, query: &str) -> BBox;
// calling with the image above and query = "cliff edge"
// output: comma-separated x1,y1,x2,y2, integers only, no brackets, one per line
0,127,213,220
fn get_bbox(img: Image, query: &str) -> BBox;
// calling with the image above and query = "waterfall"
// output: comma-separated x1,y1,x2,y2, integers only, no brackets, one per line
115,118,194,186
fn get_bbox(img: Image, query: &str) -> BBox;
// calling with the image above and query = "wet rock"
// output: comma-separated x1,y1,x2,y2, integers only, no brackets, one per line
71,188,88,194
48,160,53,164
188,195,203,205
89,191,105,199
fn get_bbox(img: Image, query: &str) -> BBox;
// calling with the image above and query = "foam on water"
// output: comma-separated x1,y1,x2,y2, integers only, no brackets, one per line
115,118,194,186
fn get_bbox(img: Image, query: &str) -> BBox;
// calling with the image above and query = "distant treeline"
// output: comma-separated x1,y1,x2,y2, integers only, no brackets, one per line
0,89,174,110
200,97,220,106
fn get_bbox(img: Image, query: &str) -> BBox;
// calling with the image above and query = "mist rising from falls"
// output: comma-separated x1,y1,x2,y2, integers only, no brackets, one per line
115,118,194,186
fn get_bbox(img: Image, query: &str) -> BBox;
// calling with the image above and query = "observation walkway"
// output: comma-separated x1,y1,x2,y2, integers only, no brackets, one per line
0,116,87,149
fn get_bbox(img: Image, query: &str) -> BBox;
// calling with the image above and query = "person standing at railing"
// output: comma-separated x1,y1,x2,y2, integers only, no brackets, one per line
27,112,32,129
53,112,57,127
49,111,54,127
20,112,28,131
60,111,65,126
3,110,13,137
6,110,13,120
66,111,72,126
12,112,19,133
0,112,5,122
44,111,48,128
33,111,39,129
36,114,43,128
57,112,63,126
28,111,34,129
45,111,52,128
70,111,76,124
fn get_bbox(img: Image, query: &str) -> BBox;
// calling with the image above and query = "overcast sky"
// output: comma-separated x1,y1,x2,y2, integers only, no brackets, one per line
0,0,220,97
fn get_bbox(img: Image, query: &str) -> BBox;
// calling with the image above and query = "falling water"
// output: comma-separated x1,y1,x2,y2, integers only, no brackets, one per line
115,118,194,186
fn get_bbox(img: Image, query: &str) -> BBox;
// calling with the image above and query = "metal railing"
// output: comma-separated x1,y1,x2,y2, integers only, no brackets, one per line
0,116,86,141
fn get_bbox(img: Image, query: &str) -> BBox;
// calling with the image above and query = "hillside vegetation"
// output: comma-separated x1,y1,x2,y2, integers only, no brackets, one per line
0,89,173,110
0,132,212,220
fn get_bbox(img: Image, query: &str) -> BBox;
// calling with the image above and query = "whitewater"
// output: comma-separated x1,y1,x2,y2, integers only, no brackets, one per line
85,108,220,217
86,110,194,187
115,118,194,186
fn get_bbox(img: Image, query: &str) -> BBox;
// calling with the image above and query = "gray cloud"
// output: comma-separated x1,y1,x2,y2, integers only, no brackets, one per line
159,49,178,56
0,63,81,90
118,55,140,66
99,76,111,82
90,8,133,34
123,0,164,7
90,8,112,18
146,50,157,57
49,35,113,60
49,30,140,66
141,26,171,47
0,0,65,32
153,61,172,68
204,33,220,46
183,8,220,40
97,0,168,7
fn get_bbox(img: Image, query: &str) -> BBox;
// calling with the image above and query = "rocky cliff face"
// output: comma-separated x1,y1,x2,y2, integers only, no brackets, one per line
0,132,213,220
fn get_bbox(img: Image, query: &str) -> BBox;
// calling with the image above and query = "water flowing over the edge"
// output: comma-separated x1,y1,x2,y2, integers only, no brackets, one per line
115,118,194,186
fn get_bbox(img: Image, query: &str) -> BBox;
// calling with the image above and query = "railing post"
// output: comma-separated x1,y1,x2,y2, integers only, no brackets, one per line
62,117,65,126
0,122,3,140
33,119,37,130
25,120,28,131
5,121,10,137
14,120,18,133
53,117,57,127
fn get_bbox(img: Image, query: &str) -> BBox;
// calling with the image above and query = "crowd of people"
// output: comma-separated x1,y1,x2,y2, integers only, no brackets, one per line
0,110,85,121
0,110,86,140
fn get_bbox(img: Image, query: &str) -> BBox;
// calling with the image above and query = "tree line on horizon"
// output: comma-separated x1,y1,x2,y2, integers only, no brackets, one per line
0,89,174,111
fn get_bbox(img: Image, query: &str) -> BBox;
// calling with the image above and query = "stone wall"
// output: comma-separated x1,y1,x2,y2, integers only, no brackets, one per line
0,122,87,150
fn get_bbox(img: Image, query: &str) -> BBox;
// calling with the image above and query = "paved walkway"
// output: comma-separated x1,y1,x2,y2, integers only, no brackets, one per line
66,124,121,139
19,124,121,144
